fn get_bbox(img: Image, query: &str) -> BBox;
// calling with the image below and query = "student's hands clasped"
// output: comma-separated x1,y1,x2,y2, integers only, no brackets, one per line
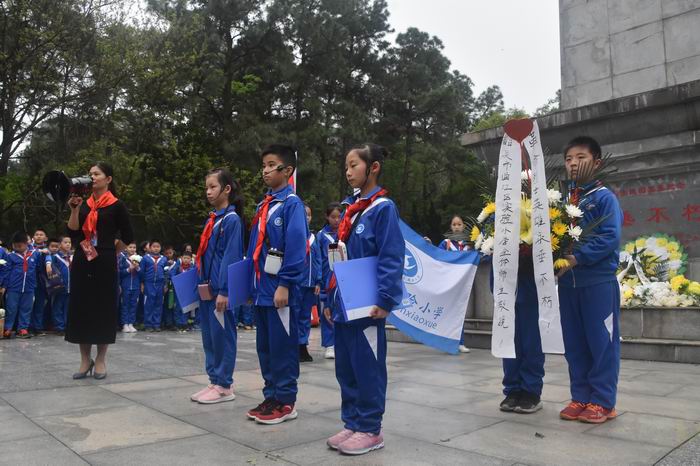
274,285,289,308
215,294,228,313
556,255,578,278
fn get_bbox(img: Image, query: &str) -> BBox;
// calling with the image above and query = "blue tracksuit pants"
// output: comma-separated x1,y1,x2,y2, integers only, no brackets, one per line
199,300,237,388
502,277,545,397
4,291,34,331
31,285,48,331
335,318,387,434
143,284,164,329
120,288,139,325
51,293,69,332
559,279,620,409
320,296,335,348
236,304,254,326
298,287,316,345
255,305,300,404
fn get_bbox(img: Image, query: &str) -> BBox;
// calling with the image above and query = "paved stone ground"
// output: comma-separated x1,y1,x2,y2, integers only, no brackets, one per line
1,328,699,466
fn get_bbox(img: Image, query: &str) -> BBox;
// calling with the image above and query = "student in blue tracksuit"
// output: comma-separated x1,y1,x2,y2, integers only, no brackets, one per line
49,236,73,335
188,168,244,405
1,232,41,338
317,202,342,359
325,143,404,456
497,257,545,414
140,240,167,331
119,242,141,333
30,229,50,335
298,204,322,363
169,251,194,331
556,136,623,425
161,254,177,330
245,144,308,425
438,214,472,354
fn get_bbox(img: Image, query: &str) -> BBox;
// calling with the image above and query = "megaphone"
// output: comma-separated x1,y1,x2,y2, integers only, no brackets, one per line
42,170,93,203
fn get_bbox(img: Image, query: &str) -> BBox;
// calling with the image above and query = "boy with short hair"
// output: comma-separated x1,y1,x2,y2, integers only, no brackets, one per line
30,228,51,335
50,236,72,335
556,136,623,424
246,144,309,425
1,232,41,338
119,242,141,333
140,239,167,332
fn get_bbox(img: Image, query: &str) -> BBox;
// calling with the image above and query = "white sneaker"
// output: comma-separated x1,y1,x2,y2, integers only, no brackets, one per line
325,346,335,359
129,324,137,333
458,345,471,353
122,324,130,333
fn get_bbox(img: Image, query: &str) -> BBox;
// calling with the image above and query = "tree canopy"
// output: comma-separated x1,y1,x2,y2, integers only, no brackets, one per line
1,0,541,245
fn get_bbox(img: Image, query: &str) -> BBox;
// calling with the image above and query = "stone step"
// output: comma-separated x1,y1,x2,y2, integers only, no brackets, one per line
621,337,700,364
387,327,700,364
465,318,492,331
463,329,492,349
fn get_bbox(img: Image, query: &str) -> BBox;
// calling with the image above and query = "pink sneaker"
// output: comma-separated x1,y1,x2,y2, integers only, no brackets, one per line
337,431,384,455
190,384,214,402
197,385,235,404
327,429,355,450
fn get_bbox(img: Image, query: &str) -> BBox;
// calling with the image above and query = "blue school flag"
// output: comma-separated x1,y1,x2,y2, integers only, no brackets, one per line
227,258,252,308
386,221,480,354
172,268,198,313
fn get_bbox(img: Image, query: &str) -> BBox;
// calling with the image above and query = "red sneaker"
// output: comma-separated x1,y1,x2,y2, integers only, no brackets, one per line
2,329,12,338
559,401,587,420
577,403,617,424
17,329,31,339
246,398,276,420
254,401,298,425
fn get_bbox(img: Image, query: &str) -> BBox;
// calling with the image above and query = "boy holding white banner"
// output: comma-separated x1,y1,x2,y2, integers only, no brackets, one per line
556,136,623,424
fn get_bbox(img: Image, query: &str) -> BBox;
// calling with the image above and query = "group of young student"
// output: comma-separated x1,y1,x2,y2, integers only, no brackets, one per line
1,134,623,455
184,143,403,456
1,231,73,338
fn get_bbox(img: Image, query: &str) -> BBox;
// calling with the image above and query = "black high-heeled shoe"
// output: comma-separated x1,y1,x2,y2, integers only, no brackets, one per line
73,360,95,379
94,368,107,380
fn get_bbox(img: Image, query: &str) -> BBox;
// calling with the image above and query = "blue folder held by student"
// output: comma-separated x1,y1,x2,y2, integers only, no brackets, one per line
227,258,253,308
172,268,198,313
334,256,406,321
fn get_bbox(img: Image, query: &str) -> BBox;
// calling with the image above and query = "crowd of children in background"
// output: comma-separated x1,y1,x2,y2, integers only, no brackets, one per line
0,233,258,339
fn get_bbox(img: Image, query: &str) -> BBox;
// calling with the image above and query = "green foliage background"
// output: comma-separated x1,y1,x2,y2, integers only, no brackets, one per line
0,0,558,247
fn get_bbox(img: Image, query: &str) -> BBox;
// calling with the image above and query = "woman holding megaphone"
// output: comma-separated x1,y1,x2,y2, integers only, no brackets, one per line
65,162,134,380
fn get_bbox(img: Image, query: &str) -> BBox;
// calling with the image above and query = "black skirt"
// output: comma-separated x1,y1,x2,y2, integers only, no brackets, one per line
65,248,119,344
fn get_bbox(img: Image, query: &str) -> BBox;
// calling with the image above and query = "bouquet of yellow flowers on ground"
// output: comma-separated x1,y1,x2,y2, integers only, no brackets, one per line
619,234,687,280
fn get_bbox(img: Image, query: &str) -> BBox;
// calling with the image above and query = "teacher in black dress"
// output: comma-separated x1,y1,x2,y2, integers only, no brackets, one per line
65,162,134,379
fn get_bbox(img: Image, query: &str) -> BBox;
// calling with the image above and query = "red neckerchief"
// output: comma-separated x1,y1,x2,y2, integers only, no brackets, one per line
17,250,33,273
446,239,465,251
337,189,388,243
251,195,275,280
328,189,388,291
196,212,216,272
82,191,118,241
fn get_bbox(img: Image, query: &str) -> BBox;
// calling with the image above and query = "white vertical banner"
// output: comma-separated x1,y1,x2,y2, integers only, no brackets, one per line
524,122,564,354
491,136,521,358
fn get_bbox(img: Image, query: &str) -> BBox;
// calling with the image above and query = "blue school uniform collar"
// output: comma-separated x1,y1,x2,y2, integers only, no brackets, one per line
266,184,293,201
343,185,383,205
213,205,235,217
